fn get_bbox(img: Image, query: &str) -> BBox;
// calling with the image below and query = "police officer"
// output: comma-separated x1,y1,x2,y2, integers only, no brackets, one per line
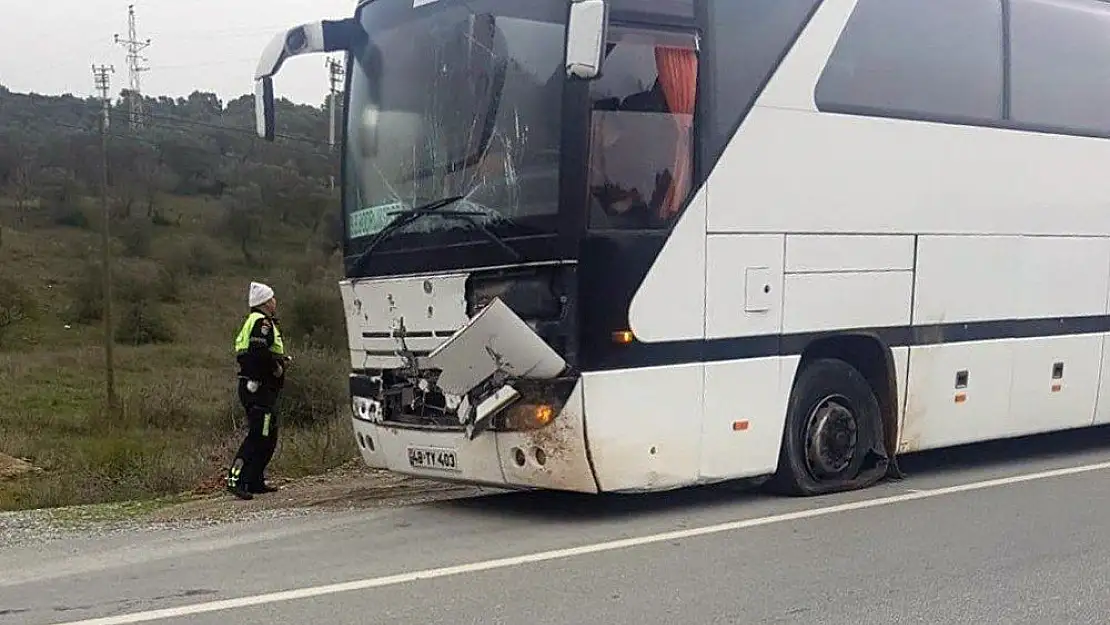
226,281,289,500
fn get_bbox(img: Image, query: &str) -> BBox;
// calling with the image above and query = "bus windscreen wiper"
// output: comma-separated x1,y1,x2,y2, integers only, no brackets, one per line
349,195,520,274
349,195,464,274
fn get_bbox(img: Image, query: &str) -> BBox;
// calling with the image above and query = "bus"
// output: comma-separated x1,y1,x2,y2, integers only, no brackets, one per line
252,0,1110,497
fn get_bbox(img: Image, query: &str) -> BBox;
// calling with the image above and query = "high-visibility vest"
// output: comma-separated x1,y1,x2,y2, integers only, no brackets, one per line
233,311,285,357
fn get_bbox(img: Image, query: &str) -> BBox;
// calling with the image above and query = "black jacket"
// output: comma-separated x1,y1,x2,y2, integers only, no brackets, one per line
236,308,286,393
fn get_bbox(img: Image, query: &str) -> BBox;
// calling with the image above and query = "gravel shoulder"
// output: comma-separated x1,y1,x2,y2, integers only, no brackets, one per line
153,460,490,522
0,461,494,550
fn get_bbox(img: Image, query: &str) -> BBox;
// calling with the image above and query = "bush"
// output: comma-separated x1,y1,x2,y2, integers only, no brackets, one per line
118,219,153,258
0,275,36,347
68,263,105,324
291,252,333,286
50,204,90,229
272,417,358,478
284,283,347,353
185,238,220,276
114,262,160,303
69,261,165,324
115,298,175,345
112,378,235,435
277,345,347,428
155,262,183,303
163,237,220,279
71,435,213,505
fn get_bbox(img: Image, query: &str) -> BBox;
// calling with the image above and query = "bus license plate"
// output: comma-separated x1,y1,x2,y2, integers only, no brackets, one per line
407,446,460,472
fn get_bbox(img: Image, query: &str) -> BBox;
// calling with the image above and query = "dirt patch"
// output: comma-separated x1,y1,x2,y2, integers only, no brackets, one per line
147,460,493,523
0,453,40,481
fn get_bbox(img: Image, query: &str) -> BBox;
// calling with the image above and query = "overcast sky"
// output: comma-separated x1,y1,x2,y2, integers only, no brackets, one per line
1,0,355,106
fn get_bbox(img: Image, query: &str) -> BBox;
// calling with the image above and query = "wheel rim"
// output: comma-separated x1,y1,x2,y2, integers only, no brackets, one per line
802,394,859,480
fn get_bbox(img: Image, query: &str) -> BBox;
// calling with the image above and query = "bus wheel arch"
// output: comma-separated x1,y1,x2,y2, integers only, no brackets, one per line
767,334,899,496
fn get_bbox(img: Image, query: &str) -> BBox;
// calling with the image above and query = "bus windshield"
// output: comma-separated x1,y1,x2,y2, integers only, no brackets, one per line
343,0,566,249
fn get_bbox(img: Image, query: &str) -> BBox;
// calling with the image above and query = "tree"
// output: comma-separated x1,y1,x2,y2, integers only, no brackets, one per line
223,183,266,264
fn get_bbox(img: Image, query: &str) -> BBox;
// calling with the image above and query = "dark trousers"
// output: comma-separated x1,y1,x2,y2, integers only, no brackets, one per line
227,379,279,491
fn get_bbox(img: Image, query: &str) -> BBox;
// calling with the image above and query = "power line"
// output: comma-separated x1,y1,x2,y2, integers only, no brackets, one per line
137,110,330,147
114,4,152,132
149,58,259,71
22,99,330,148
52,118,332,168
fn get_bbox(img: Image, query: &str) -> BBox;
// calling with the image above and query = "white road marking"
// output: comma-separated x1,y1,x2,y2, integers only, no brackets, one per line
51,460,1110,625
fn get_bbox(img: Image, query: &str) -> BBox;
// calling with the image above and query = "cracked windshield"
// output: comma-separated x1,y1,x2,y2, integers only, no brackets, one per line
345,1,564,244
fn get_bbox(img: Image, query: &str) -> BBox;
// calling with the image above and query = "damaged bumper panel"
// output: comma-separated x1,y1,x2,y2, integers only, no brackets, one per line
425,297,568,439
348,296,598,493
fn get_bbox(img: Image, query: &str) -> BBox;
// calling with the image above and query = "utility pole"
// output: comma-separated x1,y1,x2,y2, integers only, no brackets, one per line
326,56,345,190
92,64,118,415
114,4,151,132
93,64,114,132
326,56,345,151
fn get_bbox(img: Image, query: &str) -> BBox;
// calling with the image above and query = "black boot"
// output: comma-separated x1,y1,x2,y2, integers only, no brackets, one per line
226,486,253,501
226,467,253,500
227,482,254,500
226,458,254,500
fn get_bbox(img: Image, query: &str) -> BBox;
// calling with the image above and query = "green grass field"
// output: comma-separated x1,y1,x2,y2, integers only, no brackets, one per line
0,195,357,511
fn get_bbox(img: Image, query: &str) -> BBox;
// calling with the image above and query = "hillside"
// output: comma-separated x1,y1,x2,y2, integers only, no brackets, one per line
0,85,358,511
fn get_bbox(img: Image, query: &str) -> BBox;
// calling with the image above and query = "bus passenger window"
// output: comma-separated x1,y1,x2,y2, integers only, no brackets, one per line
587,28,698,230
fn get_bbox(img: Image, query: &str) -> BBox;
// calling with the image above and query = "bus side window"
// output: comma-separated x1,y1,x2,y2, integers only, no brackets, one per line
587,27,699,230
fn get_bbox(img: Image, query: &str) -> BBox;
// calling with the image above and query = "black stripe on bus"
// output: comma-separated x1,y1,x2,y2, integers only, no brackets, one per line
583,314,1110,372
362,330,457,339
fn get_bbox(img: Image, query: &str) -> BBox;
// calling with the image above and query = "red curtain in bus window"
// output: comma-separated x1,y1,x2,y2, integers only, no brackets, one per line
653,44,697,222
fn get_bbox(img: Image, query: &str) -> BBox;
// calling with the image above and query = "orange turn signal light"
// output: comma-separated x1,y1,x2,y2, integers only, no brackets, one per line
611,329,635,345
502,403,556,431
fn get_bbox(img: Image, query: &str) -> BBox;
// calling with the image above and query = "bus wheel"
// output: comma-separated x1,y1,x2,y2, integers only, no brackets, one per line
767,357,881,497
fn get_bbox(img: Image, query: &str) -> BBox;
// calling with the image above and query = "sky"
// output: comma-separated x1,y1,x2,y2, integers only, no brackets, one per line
0,0,356,106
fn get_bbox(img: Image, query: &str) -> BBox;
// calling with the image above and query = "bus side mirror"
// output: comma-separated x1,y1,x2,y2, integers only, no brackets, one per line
565,0,608,80
255,77,275,141
253,18,357,140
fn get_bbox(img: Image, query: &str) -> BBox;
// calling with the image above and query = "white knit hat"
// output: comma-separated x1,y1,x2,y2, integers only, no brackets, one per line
249,281,275,308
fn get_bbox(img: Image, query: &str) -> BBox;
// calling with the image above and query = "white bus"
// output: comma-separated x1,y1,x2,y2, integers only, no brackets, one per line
252,0,1110,497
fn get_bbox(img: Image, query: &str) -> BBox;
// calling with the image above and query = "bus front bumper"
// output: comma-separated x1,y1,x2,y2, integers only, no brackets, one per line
349,378,599,493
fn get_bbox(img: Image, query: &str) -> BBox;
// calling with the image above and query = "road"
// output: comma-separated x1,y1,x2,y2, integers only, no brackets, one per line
5,427,1110,625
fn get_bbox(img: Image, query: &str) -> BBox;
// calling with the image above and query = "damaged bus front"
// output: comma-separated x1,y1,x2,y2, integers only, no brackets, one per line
253,0,613,492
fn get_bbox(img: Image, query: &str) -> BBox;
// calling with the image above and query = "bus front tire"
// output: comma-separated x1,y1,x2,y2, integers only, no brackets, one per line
767,357,882,497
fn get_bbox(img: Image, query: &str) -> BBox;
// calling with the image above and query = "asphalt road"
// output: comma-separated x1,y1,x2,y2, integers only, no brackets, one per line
6,427,1110,625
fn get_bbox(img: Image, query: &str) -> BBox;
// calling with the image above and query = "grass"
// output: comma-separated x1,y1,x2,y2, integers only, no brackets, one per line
0,195,358,512
42,495,195,529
